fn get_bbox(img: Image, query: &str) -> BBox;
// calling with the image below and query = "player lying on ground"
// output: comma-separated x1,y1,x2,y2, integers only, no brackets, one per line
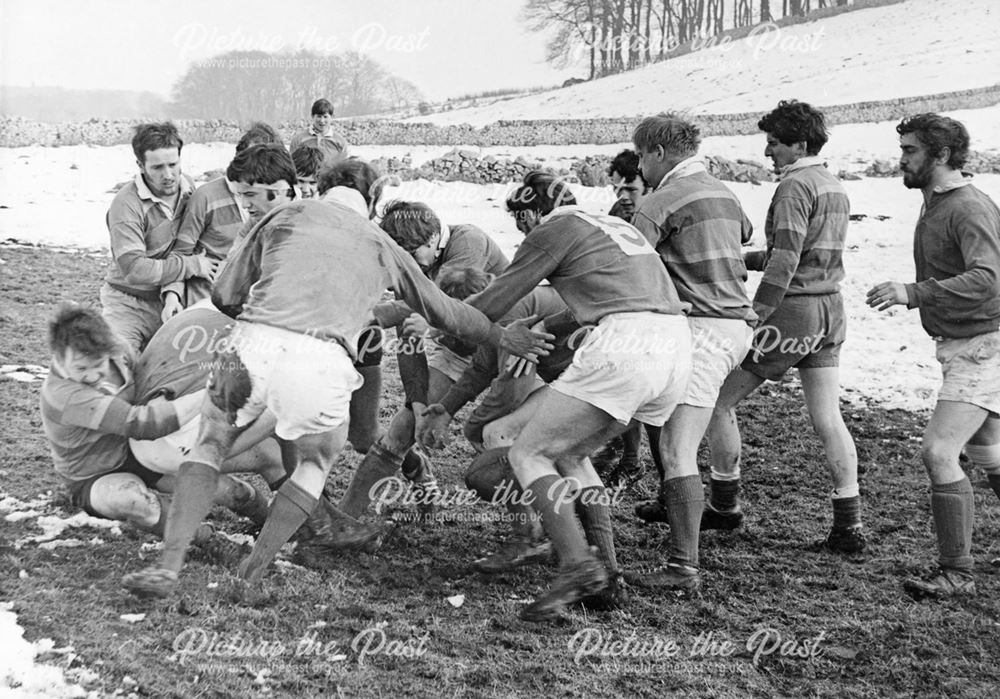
121,189,553,599
424,171,693,622
41,304,279,540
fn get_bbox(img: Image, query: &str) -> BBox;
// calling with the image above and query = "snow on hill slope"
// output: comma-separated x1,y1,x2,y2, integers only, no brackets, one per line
407,0,1000,126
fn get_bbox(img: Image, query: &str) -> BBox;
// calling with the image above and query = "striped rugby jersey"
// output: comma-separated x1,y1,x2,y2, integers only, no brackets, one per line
634,158,756,322
751,157,850,323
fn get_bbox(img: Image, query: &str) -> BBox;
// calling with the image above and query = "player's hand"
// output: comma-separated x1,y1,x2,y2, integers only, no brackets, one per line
866,281,908,311
503,319,545,378
402,313,431,339
499,315,554,361
195,253,220,281
417,403,453,450
161,292,184,322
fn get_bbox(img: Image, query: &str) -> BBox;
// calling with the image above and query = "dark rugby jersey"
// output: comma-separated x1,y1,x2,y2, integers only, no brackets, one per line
468,205,689,324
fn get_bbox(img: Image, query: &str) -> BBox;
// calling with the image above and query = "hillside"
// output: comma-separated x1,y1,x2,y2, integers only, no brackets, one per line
406,0,1000,126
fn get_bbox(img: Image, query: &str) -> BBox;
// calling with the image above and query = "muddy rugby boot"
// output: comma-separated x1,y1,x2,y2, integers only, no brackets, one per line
904,568,976,600
579,570,630,611
606,454,646,491
624,562,701,593
472,536,552,573
700,503,743,531
520,554,608,623
822,525,866,554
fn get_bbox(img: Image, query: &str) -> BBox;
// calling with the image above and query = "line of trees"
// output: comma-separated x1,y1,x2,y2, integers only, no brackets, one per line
169,50,422,121
522,0,853,79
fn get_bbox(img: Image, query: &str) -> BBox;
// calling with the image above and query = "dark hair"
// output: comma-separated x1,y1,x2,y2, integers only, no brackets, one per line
291,145,325,179
235,122,283,153
316,158,384,213
226,144,297,193
506,171,576,216
607,149,646,185
436,267,494,300
632,114,701,158
132,122,182,163
380,201,440,251
896,113,970,170
757,99,828,155
311,98,334,116
48,304,118,358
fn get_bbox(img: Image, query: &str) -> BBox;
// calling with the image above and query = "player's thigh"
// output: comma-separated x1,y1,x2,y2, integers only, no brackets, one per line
924,400,992,463
511,388,620,461
482,384,550,448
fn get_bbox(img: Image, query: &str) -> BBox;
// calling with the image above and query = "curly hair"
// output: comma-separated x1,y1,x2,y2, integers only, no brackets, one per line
757,100,829,155
896,113,970,170
506,171,577,216
48,304,118,358
380,201,441,251
132,122,182,163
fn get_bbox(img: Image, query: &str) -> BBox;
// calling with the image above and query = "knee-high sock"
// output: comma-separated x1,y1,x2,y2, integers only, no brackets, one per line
664,475,703,569
645,424,664,482
240,480,318,584
525,475,590,566
161,462,220,573
339,442,405,518
931,477,974,571
575,486,618,573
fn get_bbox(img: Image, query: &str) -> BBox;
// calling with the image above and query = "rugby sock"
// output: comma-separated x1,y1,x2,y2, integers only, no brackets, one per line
831,484,862,529
525,475,591,566
663,475,703,569
646,425,664,482
339,442,404,518
708,472,740,512
240,480,317,584
575,487,618,573
931,477,974,571
160,461,220,573
964,444,1000,501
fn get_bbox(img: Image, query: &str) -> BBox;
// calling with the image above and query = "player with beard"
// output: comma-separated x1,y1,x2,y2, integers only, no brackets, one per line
704,100,865,554
868,113,1000,598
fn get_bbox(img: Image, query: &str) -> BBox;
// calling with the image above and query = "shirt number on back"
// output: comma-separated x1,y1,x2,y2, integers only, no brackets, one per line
571,211,656,257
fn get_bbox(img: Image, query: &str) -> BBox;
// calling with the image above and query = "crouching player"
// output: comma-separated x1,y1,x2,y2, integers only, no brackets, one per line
122,194,552,598
434,171,693,621
40,304,279,540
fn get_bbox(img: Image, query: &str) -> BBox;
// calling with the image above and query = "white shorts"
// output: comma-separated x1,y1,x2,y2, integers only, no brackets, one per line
937,330,1000,414
129,394,204,475
229,322,362,440
425,336,472,383
550,312,692,426
684,317,753,408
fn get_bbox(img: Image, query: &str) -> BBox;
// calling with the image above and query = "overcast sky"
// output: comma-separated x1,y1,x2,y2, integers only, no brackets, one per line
1,0,572,101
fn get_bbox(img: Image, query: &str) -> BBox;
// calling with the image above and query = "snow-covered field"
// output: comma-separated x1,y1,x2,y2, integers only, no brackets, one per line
406,0,1000,125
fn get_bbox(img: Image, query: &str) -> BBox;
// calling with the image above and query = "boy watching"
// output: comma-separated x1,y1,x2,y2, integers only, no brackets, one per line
289,98,349,167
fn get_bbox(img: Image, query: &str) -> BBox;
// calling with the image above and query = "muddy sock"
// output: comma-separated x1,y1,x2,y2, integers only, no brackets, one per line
339,441,404,518
161,462,220,573
664,475,703,569
525,475,590,566
575,487,618,573
241,480,317,583
931,477,974,572
708,476,739,512
831,486,862,530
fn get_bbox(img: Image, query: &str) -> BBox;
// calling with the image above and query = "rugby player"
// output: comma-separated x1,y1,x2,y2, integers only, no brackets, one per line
868,114,1000,597
705,100,864,553
289,98,349,167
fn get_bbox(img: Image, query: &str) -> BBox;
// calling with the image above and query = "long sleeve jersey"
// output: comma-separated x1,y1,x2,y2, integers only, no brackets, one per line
211,199,505,357
749,158,850,323
905,179,1000,338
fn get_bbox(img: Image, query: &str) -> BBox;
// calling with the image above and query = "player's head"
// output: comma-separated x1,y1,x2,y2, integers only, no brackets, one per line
235,121,283,154
505,171,576,234
310,98,335,133
606,149,650,220
48,304,119,386
291,145,325,199
758,99,829,172
632,113,701,189
436,267,495,300
227,144,297,219
132,122,183,199
317,158,385,218
896,113,970,190
380,200,444,268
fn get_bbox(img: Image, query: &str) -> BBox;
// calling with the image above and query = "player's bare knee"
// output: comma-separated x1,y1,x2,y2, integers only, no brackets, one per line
481,422,516,450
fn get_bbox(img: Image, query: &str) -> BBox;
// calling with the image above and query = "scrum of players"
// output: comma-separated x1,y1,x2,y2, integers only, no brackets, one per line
39,95,1000,622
